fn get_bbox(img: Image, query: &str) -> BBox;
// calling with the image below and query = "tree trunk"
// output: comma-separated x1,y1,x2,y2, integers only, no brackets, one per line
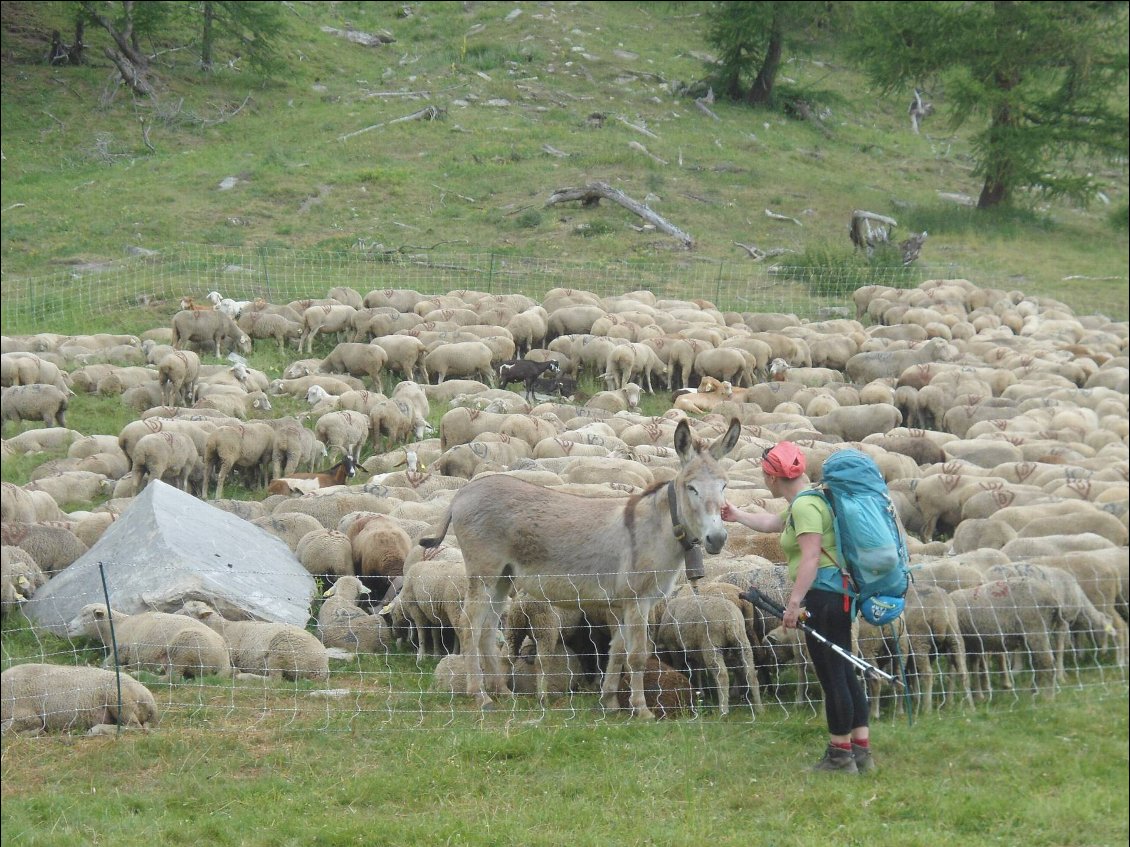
746,19,783,106
978,67,1020,209
201,1,215,71
82,0,153,96
69,16,86,65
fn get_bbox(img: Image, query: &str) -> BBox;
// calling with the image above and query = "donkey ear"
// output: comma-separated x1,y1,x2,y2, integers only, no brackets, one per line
673,418,693,462
708,418,742,461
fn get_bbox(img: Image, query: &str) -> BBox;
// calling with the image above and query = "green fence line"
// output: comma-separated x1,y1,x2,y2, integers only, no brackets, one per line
2,245,1126,334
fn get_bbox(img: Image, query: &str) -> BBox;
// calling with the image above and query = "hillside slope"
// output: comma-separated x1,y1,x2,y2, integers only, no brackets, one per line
1,1,1126,315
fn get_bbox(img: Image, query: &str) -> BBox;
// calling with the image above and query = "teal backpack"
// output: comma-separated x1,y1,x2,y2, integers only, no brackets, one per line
794,449,911,626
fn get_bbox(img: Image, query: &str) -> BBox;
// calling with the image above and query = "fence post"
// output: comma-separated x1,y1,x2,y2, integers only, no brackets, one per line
487,253,495,294
715,260,724,310
259,246,274,303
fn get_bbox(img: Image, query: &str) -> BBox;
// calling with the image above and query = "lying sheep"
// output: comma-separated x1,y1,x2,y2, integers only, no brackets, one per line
1,663,158,736
174,600,329,681
1,384,69,428
66,604,233,680
2,521,88,575
318,576,393,653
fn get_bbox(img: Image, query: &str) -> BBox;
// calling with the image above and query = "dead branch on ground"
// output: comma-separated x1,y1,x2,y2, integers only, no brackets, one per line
545,181,693,249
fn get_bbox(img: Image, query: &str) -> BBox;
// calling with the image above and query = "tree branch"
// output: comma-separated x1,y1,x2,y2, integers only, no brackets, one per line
545,181,694,249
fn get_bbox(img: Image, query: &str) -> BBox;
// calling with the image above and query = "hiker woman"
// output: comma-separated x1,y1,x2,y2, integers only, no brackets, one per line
721,441,872,774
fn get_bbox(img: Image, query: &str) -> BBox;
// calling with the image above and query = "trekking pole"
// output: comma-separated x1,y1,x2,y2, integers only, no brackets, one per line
740,586,903,688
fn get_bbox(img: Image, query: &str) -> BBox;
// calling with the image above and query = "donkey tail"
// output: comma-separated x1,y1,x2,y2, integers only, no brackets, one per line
418,504,453,549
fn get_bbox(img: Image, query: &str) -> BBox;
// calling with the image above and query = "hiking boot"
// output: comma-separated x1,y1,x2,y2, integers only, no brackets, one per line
852,742,875,774
811,744,858,773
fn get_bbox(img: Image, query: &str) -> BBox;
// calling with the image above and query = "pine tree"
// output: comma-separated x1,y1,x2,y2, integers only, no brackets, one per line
850,1,1129,209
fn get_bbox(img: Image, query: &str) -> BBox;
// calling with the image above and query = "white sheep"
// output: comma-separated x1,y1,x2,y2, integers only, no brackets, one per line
296,528,354,583
314,409,370,463
1,384,70,428
175,600,329,681
318,575,392,653
382,554,468,660
130,431,201,493
1,663,159,736
653,587,760,716
66,604,233,680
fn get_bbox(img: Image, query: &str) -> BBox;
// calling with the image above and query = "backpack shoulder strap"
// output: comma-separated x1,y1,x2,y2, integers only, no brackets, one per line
787,487,843,572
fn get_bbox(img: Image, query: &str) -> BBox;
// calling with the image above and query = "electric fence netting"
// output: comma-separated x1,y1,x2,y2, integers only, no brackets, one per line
3,244,1127,334
1,243,1127,737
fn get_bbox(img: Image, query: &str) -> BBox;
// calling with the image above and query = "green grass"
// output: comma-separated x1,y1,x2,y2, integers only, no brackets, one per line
1,661,1126,847
1,1,1126,313
1,4,1128,843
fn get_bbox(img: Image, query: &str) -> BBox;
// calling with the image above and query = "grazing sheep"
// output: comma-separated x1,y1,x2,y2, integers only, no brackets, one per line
370,336,429,383
346,513,413,602
157,351,201,406
318,576,393,653
983,562,1119,676
423,341,496,385
902,584,974,714
653,588,760,716
949,578,1068,700
238,311,303,351
174,601,329,681
201,422,275,499
130,431,201,493
314,410,370,463
320,342,389,391
251,511,326,551
66,604,233,680
383,554,468,660
296,528,355,583
171,309,252,358
299,303,358,353
2,664,158,736
1,384,69,429
369,397,428,453
267,417,326,480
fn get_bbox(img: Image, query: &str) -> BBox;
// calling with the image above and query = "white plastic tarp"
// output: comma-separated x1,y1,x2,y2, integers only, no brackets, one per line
26,480,316,636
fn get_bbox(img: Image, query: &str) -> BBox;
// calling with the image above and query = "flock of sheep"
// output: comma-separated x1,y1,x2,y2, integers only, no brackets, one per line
2,276,1128,735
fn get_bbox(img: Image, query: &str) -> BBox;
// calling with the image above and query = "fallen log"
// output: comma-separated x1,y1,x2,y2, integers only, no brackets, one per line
545,181,694,249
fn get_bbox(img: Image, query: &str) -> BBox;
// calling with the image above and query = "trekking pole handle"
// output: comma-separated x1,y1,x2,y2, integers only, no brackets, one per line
740,587,903,688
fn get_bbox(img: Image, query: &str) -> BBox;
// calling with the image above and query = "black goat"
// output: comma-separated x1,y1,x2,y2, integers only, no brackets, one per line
531,372,577,400
497,358,561,402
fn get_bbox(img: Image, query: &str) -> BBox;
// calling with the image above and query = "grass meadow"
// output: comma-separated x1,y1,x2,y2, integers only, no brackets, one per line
2,2,1128,845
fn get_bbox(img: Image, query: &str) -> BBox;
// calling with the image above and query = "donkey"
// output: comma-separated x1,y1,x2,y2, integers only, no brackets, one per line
419,417,742,718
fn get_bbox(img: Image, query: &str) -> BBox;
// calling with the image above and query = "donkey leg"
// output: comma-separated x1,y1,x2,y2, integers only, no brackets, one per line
531,608,562,709
620,605,656,720
461,579,495,710
599,621,627,713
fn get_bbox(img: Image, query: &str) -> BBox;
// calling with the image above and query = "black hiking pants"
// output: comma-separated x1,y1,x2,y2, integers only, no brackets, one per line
804,589,869,736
